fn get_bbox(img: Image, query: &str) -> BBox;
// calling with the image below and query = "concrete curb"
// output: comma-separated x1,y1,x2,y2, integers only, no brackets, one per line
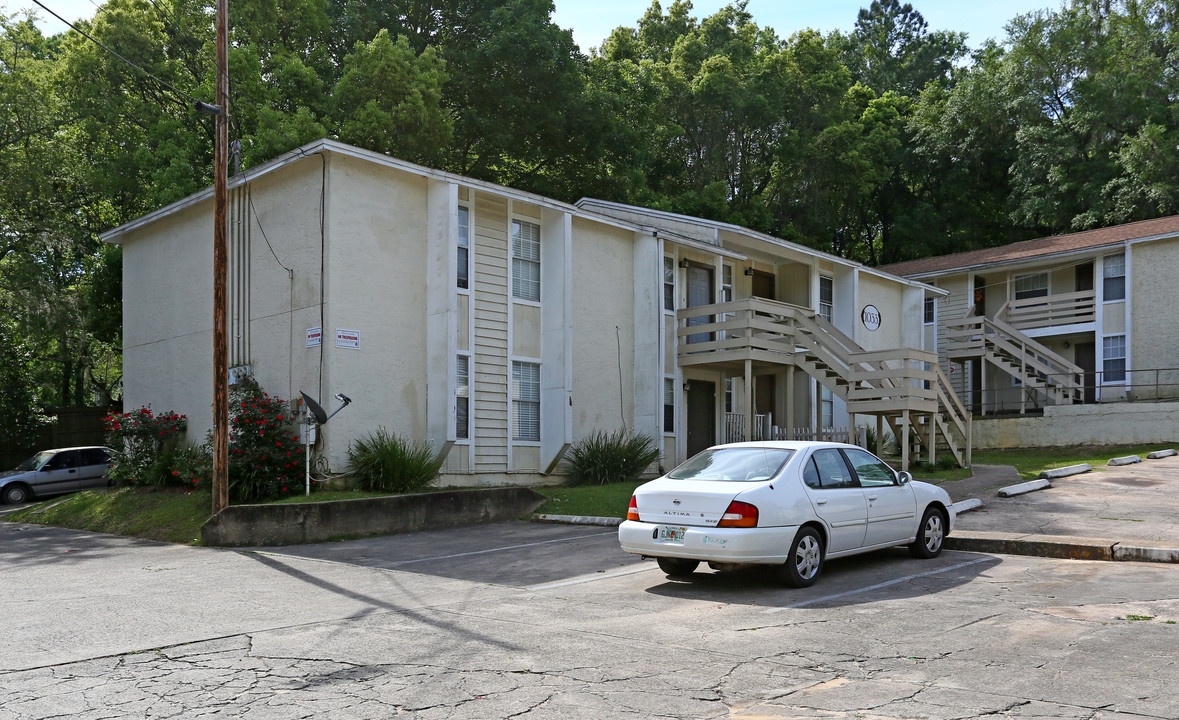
948,531,1179,564
1039,464,1092,479
997,479,1051,497
532,514,622,527
949,498,983,514
1108,455,1141,466
1147,449,1177,459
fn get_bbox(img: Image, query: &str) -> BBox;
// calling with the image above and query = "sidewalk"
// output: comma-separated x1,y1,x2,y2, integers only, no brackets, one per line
937,456,1179,563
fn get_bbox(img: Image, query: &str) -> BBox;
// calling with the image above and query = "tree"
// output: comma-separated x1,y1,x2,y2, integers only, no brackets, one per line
331,29,451,163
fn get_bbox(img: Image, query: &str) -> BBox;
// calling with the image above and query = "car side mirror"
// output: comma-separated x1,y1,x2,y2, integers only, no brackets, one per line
897,471,912,485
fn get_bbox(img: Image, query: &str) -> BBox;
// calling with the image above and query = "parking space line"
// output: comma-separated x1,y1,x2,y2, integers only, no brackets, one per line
382,530,617,566
526,564,657,591
764,556,991,613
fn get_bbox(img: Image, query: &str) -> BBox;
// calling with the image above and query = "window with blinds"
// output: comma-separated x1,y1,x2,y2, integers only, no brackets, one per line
456,354,470,440
1103,335,1126,382
663,256,675,312
512,220,540,301
457,206,470,290
819,275,833,322
513,361,540,441
1103,254,1125,301
664,377,675,433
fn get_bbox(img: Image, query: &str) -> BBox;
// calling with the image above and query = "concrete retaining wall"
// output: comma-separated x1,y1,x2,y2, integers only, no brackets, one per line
973,401,1179,449
201,487,548,547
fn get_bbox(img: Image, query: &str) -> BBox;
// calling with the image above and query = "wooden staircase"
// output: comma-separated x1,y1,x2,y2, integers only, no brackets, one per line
944,306,1083,413
676,298,972,469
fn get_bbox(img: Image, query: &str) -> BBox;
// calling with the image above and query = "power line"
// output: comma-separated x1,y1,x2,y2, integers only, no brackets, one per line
30,0,205,108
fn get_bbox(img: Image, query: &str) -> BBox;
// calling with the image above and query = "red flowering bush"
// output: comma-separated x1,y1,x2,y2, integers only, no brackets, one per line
104,406,190,486
226,377,303,502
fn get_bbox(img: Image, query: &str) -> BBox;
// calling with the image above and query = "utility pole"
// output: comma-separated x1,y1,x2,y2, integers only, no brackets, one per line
211,0,229,515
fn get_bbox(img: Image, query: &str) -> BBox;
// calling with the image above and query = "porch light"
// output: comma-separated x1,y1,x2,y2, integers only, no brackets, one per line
679,258,690,268
744,267,755,276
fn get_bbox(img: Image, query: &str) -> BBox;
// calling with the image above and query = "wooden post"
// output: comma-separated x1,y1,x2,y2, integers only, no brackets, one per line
900,410,910,472
744,359,753,442
211,0,229,515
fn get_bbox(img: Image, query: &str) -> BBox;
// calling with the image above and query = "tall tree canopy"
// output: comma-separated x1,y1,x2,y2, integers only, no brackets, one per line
3,0,1179,410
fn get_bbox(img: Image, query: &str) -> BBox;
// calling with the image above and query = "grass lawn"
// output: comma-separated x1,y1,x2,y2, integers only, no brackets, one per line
533,481,642,519
3,487,212,545
1,487,409,545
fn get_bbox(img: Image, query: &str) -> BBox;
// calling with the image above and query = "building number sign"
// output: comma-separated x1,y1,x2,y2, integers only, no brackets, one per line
861,304,882,331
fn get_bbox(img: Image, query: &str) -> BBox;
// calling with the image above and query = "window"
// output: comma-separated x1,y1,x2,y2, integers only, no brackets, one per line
1014,273,1048,301
924,297,935,324
1103,335,1126,383
78,448,111,467
842,448,896,487
663,377,675,433
512,361,540,440
722,265,733,303
511,220,540,301
820,387,834,428
43,451,78,471
807,449,856,489
457,206,470,290
456,355,470,440
819,275,833,322
663,256,675,312
724,378,733,414
1103,253,1125,301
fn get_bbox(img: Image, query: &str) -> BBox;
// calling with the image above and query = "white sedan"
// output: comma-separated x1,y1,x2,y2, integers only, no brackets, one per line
618,441,954,587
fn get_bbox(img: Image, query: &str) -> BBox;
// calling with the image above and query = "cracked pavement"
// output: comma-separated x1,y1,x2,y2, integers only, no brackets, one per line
2,521,1177,719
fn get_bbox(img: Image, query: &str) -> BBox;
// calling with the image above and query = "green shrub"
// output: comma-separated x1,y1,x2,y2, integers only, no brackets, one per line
562,429,660,486
864,426,897,456
347,427,442,493
105,407,189,486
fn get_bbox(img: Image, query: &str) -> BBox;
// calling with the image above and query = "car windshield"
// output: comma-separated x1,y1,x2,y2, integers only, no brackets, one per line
14,451,54,472
667,448,794,482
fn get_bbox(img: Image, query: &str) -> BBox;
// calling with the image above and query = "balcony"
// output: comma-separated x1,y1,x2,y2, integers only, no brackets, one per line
999,289,1095,332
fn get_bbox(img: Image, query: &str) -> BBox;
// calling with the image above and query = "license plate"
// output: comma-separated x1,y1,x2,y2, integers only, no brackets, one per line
655,526,687,543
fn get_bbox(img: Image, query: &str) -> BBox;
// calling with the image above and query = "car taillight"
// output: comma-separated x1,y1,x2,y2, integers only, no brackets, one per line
717,501,758,528
627,495,640,521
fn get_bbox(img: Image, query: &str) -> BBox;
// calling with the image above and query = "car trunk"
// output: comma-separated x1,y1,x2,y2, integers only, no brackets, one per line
635,480,746,527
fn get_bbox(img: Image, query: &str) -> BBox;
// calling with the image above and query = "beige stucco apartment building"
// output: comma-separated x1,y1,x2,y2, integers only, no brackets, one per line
103,140,962,483
881,216,1179,447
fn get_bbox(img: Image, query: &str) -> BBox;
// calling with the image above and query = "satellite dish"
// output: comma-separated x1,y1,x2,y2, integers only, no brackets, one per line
300,392,328,424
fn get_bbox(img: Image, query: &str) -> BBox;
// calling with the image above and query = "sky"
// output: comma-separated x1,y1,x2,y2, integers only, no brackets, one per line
5,0,1064,51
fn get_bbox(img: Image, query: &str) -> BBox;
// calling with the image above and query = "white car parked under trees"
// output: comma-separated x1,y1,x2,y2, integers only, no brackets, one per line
618,441,953,587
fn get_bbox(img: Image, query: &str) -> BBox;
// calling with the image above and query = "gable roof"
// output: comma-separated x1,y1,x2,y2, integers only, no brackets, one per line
879,215,1179,279
577,198,945,295
100,139,647,244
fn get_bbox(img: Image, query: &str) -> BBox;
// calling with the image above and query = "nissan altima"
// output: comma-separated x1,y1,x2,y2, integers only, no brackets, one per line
617,441,953,587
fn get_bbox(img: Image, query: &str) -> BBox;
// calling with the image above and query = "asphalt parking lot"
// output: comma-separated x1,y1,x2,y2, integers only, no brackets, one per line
3,519,1177,719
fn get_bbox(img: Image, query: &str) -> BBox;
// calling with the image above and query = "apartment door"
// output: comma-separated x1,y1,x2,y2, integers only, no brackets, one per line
686,381,717,458
1076,262,1094,292
751,270,776,300
686,264,714,344
1075,341,1097,404
972,275,986,316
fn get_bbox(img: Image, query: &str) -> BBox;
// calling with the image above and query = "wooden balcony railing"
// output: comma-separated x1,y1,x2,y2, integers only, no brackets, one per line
1000,290,1096,331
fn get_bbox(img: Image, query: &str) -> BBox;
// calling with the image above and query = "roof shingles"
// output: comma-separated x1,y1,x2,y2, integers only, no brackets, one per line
879,215,1179,278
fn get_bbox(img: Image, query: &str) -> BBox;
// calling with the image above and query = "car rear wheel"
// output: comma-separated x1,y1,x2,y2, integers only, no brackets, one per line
656,557,699,577
909,507,947,558
2,484,31,505
777,527,824,588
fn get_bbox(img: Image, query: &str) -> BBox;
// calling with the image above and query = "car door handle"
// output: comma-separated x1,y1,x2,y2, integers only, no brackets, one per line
815,498,828,505
867,495,878,501
68,469,76,474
